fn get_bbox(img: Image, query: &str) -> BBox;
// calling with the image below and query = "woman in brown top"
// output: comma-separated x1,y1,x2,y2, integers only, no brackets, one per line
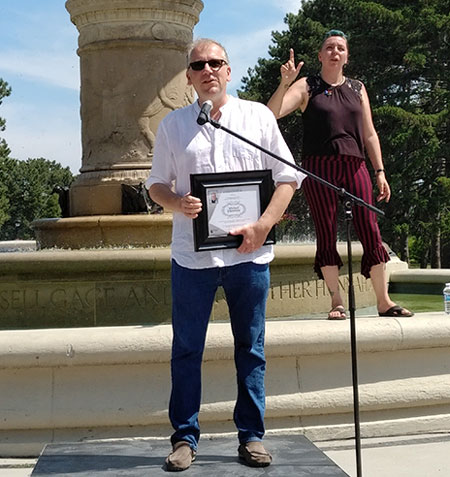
268,30,413,319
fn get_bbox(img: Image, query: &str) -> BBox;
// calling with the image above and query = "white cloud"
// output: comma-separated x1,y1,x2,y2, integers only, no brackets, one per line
2,102,81,174
220,22,285,93
0,50,79,91
270,0,302,13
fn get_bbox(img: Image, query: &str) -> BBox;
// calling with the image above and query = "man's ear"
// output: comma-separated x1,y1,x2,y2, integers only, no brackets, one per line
186,69,192,85
226,65,231,83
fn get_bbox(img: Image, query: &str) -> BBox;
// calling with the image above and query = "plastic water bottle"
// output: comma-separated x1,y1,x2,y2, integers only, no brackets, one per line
444,283,450,314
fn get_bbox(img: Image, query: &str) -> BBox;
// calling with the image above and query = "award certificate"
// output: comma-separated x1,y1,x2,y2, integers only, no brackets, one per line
190,170,275,251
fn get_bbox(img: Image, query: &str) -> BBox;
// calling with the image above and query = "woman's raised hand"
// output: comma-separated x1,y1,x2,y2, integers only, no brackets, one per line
280,48,304,87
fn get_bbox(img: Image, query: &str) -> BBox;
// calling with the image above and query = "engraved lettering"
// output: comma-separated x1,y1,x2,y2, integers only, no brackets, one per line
71,290,86,309
50,289,67,307
302,281,313,298
338,277,348,292
84,287,98,307
30,289,39,308
283,283,291,299
316,280,327,297
11,290,24,309
0,290,9,310
144,287,159,305
126,287,141,307
270,284,276,300
164,285,171,305
292,281,302,299
103,287,116,307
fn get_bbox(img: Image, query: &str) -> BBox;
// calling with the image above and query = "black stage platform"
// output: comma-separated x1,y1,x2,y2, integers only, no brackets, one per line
32,434,349,476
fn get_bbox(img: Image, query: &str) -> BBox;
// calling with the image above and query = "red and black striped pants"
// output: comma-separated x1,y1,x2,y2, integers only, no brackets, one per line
302,154,390,279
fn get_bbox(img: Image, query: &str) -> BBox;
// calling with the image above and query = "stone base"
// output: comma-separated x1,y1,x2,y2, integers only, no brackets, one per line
32,214,173,249
1,314,449,457
0,244,395,329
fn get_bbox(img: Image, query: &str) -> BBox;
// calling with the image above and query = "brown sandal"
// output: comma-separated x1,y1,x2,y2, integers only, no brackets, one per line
379,305,414,317
328,305,347,320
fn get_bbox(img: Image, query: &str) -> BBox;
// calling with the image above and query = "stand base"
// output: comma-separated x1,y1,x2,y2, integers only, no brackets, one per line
31,435,349,476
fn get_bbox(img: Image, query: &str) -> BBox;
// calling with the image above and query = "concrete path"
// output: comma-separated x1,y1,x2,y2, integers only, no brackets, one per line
317,433,450,477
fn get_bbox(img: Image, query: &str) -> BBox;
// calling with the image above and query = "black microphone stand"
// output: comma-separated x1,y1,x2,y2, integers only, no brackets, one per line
201,114,385,477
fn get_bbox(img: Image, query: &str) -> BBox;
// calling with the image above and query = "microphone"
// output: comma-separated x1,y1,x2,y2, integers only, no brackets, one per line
197,100,213,125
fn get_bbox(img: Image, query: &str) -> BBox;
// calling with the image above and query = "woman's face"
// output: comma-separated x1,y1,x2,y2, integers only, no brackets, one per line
318,36,348,70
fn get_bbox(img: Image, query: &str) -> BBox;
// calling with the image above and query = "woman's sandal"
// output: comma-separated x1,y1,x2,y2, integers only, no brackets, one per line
328,305,347,320
378,305,414,317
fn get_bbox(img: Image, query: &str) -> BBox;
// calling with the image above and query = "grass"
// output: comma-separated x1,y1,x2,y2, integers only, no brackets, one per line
390,293,444,313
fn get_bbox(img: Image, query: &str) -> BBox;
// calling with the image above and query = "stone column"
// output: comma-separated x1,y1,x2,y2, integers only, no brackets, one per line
65,0,203,215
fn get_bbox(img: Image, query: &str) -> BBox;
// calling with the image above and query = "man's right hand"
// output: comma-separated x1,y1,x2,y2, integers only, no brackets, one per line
179,193,202,219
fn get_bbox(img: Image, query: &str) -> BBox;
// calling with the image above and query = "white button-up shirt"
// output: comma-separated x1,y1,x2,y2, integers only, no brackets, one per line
146,96,304,269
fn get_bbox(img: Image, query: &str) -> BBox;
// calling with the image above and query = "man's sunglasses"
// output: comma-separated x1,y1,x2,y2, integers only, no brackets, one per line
189,59,228,71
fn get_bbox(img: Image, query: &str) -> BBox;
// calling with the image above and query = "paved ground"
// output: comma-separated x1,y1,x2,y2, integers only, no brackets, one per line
317,433,450,476
2,433,450,476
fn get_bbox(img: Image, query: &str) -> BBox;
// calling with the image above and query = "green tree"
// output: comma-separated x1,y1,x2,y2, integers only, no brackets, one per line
0,78,11,158
0,157,74,240
0,182,9,229
0,78,12,229
239,0,450,267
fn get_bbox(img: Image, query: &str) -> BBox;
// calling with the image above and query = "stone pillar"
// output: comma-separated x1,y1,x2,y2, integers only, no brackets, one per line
65,0,203,215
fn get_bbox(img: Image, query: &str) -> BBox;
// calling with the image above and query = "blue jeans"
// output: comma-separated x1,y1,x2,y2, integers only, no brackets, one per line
169,259,270,450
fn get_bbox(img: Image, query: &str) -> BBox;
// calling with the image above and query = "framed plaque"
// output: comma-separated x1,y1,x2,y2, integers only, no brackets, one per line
190,170,275,251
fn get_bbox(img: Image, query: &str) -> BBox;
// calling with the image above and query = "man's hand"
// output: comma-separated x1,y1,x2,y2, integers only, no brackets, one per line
229,221,271,254
149,184,203,219
179,193,202,218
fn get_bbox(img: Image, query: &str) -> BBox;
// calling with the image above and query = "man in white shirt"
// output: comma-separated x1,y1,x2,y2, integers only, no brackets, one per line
147,38,304,472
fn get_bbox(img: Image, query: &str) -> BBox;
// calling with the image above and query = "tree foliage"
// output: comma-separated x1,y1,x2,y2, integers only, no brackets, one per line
0,78,75,239
0,78,11,159
0,157,74,240
0,78,12,229
239,0,450,267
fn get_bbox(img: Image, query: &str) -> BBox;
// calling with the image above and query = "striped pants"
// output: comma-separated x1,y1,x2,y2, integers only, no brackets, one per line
302,155,390,279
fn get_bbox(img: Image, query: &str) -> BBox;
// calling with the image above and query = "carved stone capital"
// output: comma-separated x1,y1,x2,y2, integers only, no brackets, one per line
65,0,204,49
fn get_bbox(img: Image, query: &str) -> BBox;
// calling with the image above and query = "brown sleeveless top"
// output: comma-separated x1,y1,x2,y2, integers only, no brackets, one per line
302,75,365,159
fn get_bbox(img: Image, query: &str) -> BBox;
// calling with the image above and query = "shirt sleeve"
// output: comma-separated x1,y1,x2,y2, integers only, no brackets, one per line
144,119,176,190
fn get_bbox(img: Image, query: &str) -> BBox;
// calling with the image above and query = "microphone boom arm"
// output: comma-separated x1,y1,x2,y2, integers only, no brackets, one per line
207,117,384,216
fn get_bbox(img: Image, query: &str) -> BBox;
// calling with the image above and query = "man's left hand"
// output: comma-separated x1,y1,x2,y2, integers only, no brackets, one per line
229,222,271,254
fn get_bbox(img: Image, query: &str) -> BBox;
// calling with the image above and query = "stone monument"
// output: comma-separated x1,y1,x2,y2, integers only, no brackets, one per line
32,0,204,248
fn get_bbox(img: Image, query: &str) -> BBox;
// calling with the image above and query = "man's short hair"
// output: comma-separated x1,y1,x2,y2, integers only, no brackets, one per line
187,38,230,65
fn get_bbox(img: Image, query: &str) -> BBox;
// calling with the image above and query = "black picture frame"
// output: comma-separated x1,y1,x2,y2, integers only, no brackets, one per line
190,170,276,251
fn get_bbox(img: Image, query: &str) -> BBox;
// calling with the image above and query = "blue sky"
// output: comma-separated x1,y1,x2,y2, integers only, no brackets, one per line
0,1,301,174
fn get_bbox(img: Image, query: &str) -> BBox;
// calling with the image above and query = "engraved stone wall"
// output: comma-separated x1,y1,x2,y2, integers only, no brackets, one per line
0,245,380,330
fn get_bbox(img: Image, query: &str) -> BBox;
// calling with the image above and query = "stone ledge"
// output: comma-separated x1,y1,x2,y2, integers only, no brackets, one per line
390,268,450,283
0,243,362,273
1,313,447,369
389,268,450,294
32,214,174,249
1,313,449,456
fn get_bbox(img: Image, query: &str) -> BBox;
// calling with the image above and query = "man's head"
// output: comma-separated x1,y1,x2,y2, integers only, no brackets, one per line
186,38,231,106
